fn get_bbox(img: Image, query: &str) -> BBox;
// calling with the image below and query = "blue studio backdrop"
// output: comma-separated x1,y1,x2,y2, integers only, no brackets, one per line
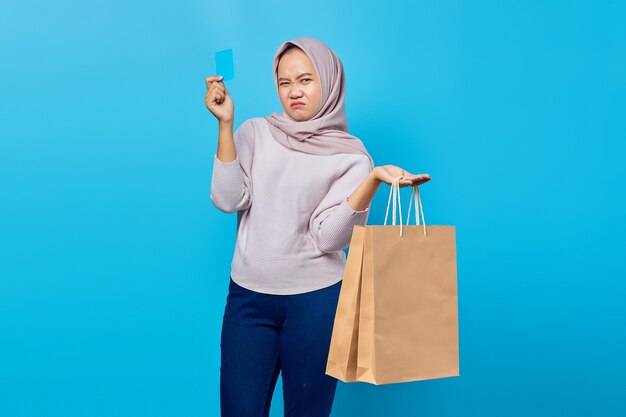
1,1,625,416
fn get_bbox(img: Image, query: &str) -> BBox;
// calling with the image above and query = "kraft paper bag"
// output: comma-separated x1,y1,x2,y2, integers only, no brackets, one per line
326,179,459,385
325,226,366,382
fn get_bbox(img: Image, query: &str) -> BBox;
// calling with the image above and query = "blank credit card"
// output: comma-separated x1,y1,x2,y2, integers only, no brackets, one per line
215,48,234,81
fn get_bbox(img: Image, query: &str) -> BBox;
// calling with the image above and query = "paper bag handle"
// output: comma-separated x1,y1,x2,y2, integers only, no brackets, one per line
383,177,427,237
407,184,427,236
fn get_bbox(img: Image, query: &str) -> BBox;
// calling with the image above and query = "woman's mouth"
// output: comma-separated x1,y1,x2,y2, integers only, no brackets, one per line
291,102,305,108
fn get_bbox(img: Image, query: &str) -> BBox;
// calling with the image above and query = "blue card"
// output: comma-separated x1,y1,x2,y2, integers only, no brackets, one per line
215,48,234,81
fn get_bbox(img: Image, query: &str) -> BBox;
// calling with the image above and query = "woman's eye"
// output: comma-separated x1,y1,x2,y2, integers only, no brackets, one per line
279,79,311,86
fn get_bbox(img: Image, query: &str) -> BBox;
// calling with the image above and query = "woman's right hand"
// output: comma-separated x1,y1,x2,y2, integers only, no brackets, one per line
205,75,234,124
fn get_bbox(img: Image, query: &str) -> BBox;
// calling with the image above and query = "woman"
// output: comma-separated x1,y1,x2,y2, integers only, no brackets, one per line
205,37,431,417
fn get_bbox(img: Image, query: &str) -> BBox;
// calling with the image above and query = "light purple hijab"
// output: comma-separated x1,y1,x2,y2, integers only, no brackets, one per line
263,37,375,170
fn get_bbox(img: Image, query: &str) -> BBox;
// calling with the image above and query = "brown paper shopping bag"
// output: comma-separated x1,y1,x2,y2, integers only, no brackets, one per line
326,178,459,385
325,225,366,382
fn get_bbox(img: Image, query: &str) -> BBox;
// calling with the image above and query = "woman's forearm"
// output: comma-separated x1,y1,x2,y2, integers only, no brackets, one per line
216,120,237,163
347,171,382,212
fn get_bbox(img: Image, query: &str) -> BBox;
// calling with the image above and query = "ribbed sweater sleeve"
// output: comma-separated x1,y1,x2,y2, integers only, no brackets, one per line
210,120,254,213
308,156,372,253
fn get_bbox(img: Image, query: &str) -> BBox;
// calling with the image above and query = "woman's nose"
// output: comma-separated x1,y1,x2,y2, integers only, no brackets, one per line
289,90,303,98
289,84,303,96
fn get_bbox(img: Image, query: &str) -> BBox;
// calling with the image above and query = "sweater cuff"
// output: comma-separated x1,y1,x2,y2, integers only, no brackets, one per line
211,153,251,212
214,153,239,165
313,196,369,253
341,196,369,215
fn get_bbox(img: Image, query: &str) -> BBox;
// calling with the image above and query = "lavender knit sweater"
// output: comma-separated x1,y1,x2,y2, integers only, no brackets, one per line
210,117,372,295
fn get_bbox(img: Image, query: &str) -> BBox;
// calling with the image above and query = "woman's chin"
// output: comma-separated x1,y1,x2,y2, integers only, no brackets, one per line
282,107,312,121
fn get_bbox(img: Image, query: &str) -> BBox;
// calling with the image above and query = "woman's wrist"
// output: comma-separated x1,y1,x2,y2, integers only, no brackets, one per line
368,169,382,185
219,120,234,130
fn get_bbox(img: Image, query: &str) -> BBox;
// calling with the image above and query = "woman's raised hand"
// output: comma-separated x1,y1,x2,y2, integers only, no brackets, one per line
373,165,431,188
205,75,234,124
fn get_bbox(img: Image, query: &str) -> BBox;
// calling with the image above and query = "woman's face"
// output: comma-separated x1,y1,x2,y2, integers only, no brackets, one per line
277,48,321,122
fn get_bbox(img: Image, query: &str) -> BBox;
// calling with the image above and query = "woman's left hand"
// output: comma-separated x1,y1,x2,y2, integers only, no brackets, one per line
372,165,431,188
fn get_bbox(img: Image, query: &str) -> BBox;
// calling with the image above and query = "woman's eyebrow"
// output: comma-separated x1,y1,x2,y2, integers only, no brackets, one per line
278,73,313,81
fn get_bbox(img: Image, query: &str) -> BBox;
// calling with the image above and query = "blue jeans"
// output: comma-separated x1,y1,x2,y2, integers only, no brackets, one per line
220,276,342,417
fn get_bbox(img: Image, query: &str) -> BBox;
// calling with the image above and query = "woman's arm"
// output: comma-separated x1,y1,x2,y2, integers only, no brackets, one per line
216,120,237,163
309,163,431,253
210,120,254,213
347,171,381,212
206,75,253,213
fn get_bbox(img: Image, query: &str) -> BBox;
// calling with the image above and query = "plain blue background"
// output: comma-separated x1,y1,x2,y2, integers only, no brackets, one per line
1,1,625,416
